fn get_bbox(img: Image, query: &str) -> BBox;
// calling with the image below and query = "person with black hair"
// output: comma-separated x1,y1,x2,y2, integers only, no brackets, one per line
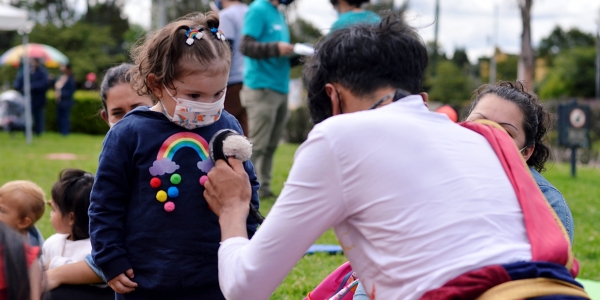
0,222,43,300
42,169,94,269
466,81,574,242
99,63,154,127
202,15,584,300
14,58,49,135
330,0,380,31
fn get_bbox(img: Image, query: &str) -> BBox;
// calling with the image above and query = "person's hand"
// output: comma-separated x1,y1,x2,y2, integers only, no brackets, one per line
203,158,251,218
108,269,137,294
45,267,61,291
277,42,294,56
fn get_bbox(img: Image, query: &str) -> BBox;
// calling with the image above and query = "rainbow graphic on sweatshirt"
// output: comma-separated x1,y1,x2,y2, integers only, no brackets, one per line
156,132,209,161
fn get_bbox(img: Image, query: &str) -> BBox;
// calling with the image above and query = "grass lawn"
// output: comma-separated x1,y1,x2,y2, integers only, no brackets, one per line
1,131,599,298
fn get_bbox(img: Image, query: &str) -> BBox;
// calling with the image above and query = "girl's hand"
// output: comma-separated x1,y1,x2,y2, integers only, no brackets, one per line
108,269,137,294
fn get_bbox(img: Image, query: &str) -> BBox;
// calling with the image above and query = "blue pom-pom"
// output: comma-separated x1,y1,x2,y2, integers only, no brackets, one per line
168,186,179,198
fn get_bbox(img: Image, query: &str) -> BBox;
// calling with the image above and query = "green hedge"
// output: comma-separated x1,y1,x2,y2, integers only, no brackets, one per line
45,90,109,135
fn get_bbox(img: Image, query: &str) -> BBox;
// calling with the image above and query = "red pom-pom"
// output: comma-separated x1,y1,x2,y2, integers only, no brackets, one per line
150,177,161,188
164,201,175,212
199,175,208,186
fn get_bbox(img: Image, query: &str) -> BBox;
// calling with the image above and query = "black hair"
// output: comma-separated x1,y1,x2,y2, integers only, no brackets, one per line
0,222,31,300
330,0,371,7
303,13,428,124
100,63,134,113
469,81,550,172
50,169,94,241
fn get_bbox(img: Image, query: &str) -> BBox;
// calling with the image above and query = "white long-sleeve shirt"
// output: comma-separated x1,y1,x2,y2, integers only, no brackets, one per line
42,233,91,269
219,96,532,300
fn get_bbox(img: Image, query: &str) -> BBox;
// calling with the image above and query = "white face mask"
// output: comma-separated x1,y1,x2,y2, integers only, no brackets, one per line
161,85,226,129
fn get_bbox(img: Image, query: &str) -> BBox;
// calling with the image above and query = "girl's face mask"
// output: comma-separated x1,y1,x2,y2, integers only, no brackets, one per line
160,84,226,130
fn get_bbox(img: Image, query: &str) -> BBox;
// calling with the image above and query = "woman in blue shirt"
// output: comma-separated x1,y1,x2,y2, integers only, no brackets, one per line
466,81,574,242
330,0,380,31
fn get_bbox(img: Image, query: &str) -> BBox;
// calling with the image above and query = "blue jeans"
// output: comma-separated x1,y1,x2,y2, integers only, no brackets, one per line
32,104,45,135
57,100,73,136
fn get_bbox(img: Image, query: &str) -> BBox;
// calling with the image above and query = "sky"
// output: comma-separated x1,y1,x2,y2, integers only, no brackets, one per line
122,0,600,63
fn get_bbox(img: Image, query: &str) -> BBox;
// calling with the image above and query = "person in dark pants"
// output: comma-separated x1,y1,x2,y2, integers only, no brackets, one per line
55,64,76,136
14,58,49,135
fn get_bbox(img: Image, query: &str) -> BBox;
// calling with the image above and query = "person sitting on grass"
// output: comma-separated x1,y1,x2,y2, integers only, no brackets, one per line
0,180,45,247
42,169,94,270
466,81,574,243
46,63,155,291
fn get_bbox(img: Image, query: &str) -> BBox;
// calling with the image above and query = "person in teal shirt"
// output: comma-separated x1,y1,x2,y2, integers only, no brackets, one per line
239,0,295,199
330,0,381,31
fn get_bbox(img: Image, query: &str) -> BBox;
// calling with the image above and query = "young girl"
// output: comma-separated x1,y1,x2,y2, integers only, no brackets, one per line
42,169,94,270
89,12,260,299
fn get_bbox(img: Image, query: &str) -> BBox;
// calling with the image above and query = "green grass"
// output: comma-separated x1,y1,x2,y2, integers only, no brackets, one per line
1,131,599,298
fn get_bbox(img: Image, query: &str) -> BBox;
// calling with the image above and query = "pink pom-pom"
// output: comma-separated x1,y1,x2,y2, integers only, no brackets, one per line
164,201,175,212
199,175,208,186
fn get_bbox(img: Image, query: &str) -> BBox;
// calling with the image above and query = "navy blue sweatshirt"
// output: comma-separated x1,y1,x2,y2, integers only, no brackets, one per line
89,107,259,298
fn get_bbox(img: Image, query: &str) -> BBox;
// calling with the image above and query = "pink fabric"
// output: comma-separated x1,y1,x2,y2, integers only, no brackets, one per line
460,121,577,276
305,261,354,300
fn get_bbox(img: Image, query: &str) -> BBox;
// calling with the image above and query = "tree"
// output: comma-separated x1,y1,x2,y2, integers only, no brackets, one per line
538,26,595,64
517,0,534,92
9,0,76,26
427,61,474,105
27,21,126,84
82,0,130,54
365,0,409,14
538,47,596,99
451,48,470,70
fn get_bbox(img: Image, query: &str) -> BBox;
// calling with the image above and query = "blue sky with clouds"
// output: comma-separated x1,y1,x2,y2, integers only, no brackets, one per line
123,0,600,62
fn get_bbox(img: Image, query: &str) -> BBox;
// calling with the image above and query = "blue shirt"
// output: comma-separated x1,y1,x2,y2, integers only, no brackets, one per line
89,107,259,298
242,0,291,94
331,10,381,31
530,167,574,243
220,3,248,85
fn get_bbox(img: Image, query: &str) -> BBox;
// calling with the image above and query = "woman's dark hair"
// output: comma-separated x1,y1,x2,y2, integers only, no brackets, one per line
0,222,31,300
129,12,232,101
100,63,134,112
303,13,428,124
469,81,550,172
51,169,94,241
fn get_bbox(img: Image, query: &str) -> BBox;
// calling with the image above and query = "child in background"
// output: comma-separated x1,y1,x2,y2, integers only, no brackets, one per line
0,180,45,246
42,169,94,270
89,12,260,299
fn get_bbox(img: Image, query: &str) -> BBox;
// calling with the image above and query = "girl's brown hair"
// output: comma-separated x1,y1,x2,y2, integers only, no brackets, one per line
129,12,232,100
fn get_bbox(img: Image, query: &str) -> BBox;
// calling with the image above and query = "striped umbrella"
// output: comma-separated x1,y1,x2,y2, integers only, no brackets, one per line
0,43,69,68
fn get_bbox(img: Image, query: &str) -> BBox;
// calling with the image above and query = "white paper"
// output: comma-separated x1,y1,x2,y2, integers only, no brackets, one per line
293,43,315,56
